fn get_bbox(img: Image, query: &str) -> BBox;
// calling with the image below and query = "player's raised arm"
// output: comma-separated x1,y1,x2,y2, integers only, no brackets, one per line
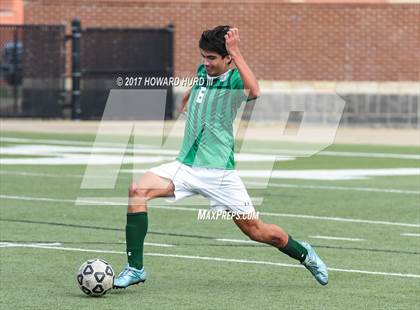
225,28,260,99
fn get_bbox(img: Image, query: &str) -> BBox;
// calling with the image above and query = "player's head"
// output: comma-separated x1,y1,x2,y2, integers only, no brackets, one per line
199,25,232,76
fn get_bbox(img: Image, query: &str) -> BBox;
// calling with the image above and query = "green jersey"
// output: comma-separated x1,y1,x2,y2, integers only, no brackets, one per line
177,64,248,169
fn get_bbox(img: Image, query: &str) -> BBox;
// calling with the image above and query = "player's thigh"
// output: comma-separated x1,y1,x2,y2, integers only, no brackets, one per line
134,171,175,198
206,184,254,214
201,171,253,212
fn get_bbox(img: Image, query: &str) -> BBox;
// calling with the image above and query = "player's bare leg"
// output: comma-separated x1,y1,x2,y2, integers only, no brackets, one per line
233,217,289,247
114,172,174,289
234,217,328,285
128,171,175,213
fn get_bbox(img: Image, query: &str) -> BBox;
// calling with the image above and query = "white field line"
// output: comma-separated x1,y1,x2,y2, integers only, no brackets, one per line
2,136,419,160
251,148,420,160
144,242,175,247
259,211,420,228
318,151,420,160
0,137,94,146
1,194,420,228
0,242,62,248
122,241,174,247
246,181,420,195
146,253,420,279
0,242,125,254
127,168,420,181
0,243,419,279
1,195,77,204
0,144,178,156
0,170,84,178
0,241,173,248
0,170,131,180
1,170,418,195
400,233,420,237
308,235,365,242
0,195,264,208
0,137,153,149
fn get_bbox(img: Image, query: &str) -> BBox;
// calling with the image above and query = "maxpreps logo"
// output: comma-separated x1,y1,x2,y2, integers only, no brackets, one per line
197,210,260,221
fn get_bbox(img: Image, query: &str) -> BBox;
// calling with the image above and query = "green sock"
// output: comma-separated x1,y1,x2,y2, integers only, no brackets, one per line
279,235,308,263
126,212,148,270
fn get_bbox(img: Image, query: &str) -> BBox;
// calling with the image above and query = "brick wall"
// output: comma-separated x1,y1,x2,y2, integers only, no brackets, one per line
23,0,420,81
0,0,24,24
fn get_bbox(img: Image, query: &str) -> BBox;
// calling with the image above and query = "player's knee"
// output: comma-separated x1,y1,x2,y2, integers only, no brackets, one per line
128,182,138,197
128,182,149,199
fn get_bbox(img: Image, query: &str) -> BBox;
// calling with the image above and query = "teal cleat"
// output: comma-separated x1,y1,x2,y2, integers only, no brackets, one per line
300,241,329,286
113,265,147,289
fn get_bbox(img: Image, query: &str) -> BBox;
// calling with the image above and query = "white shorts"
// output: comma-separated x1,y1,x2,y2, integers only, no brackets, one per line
149,161,255,214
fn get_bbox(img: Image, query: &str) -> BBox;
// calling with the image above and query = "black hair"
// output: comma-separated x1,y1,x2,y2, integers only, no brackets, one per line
199,25,231,57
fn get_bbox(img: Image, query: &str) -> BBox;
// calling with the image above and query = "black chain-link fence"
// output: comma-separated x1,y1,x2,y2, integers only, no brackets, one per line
0,24,66,117
80,26,174,119
0,23,174,119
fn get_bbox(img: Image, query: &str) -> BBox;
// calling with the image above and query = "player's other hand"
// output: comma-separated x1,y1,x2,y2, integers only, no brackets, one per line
225,28,241,57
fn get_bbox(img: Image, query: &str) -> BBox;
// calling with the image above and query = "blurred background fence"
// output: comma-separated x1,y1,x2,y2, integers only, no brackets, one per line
0,24,65,117
0,22,174,120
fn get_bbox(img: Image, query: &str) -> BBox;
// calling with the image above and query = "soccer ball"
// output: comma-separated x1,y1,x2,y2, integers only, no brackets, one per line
76,258,114,297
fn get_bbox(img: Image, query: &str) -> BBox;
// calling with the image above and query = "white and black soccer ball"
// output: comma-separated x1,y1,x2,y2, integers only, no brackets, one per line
76,259,114,297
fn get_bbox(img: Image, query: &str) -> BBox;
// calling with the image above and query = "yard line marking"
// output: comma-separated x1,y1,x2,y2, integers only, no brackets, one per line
1,169,418,195
246,181,420,195
144,242,175,247
0,137,152,149
0,170,131,180
318,151,420,160
309,235,365,242
0,171,83,178
0,241,173,248
252,148,420,160
242,168,420,181
401,233,420,237
1,195,77,204
0,242,125,254
216,238,258,244
260,211,420,228
1,243,419,279
0,144,178,156
2,136,419,160
128,168,420,181
0,137,93,146
147,253,420,279
1,194,420,228
0,242,62,248
117,240,175,247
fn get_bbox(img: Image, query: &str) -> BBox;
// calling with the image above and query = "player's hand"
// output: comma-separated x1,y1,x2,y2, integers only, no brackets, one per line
225,28,241,58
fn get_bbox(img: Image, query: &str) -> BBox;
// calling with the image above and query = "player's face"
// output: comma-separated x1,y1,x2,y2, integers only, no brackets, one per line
200,49,231,76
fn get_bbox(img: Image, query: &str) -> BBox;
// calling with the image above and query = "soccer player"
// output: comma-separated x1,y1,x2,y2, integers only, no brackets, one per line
114,26,328,288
